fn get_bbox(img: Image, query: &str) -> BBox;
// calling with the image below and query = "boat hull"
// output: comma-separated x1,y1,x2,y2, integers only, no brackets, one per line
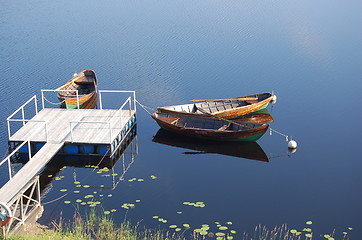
152,112,269,142
57,70,98,109
157,93,274,119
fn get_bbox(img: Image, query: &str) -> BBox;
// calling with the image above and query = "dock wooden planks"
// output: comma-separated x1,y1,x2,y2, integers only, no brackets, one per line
0,143,62,204
9,108,135,144
1,107,135,205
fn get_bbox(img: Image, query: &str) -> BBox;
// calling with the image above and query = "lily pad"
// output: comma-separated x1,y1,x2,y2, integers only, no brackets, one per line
216,232,225,237
83,185,90,188
219,226,228,230
305,233,312,238
169,225,177,229
306,221,313,225
290,229,297,234
60,189,67,192
200,230,208,235
183,224,190,228
76,199,82,203
104,211,110,215
230,230,237,234
64,201,71,204
152,216,159,219
175,228,181,232
226,222,233,225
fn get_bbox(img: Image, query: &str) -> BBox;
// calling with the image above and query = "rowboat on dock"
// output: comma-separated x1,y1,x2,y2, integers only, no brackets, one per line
157,92,274,119
151,112,269,142
153,129,269,161
57,70,98,109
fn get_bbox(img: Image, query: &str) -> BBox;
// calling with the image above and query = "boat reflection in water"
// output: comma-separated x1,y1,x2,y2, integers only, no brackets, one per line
233,108,274,124
152,129,268,162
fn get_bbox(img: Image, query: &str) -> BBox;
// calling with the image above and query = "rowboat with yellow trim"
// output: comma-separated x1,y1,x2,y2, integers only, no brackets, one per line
157,92,274,119
57,70,98,109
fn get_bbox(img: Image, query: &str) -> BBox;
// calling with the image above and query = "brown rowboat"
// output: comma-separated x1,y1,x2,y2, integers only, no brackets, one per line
157,92,274,119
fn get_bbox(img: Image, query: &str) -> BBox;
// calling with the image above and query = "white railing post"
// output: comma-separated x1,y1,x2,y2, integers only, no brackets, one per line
41,90,45,109
21,108,25,126
99,91,103,110
76,90,80,109
133,91,137,112
8,158,12,179
7,120,11,139
27,141,31,161
34,95,38,114
128,98,132,116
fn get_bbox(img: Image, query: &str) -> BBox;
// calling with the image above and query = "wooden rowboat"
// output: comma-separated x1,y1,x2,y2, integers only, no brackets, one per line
57,70,98,109
157,92,274,119
153,128,269,161
151,112,269,142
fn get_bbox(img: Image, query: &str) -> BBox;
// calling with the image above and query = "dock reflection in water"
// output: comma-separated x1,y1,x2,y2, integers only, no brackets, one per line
11,126,138,196
152,129,268,162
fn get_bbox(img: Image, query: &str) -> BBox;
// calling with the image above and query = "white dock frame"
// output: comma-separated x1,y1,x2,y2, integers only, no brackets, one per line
1,89,136,236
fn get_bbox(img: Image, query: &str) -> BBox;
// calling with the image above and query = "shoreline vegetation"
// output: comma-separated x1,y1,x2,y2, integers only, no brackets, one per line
3,209,352,240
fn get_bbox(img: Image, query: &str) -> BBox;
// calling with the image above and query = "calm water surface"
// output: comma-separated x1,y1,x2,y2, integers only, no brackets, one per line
1,0,362,238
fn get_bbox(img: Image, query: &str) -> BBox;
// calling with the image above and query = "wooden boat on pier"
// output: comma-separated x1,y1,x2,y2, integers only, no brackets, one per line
157,92,274,119
151,112,269,142
57,70,98,109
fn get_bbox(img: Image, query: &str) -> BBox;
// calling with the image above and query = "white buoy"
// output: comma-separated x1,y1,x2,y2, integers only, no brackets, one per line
73,72,78,78
271,94,277,104
288,140,297,149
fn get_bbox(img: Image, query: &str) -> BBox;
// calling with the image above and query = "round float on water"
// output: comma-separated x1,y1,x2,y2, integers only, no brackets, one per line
73,73,78,78
271,94,277,104
64,145,79,154
288,140,297,149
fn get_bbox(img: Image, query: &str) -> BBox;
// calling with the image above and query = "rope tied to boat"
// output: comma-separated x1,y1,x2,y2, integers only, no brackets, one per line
269,127,290,142
43,95,66,105
135,99,154,115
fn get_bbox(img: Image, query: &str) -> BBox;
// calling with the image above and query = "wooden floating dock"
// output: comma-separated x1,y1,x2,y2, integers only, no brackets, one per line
0,89,136,235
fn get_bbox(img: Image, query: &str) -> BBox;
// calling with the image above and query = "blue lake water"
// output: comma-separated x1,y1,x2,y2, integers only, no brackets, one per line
1,0,362,238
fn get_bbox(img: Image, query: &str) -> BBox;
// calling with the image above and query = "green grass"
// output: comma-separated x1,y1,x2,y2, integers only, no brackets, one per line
3,209,352,240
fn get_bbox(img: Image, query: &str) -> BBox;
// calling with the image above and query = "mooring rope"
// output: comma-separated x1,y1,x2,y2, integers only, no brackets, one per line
269,127,290,142
43,95,65,105
135,99,154,115
42,148,110,205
